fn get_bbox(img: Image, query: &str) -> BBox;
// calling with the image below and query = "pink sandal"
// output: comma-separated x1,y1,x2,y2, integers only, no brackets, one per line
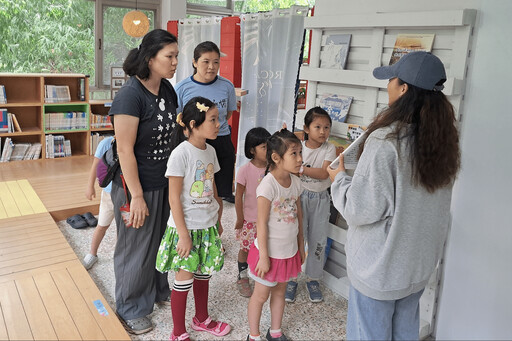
191,316,231,336
170,331,190,341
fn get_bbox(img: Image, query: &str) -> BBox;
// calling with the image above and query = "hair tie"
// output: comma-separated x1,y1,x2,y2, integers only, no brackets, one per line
196,102,209,113
176,112,185,127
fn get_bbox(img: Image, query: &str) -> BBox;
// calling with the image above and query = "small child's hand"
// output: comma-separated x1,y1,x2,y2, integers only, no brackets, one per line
255,257,270,278
235,218,243,230
176,233,192,259
300,245,306,265
217,221,224,236
85,187,95,201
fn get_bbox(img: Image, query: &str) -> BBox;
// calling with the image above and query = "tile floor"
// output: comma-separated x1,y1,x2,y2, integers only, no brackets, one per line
57,201,348,340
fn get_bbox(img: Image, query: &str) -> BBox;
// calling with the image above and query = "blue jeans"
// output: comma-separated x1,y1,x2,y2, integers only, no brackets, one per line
347,285,424,341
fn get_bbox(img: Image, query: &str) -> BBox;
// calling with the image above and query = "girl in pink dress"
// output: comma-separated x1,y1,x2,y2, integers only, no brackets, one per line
234,127,271,297
246,128,306,341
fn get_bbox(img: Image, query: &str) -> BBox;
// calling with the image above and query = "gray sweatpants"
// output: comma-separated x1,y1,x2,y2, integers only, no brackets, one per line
301,189,330,280
111,183,171,320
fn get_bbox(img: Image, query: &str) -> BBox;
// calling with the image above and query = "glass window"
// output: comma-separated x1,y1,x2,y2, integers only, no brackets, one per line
234,0,314,13
187,0,228,6
0,1,94,79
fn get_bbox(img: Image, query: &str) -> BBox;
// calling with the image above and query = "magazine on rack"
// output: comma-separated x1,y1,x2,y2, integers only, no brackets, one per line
321,34,351,69
389,33,435,65
319,93,353,123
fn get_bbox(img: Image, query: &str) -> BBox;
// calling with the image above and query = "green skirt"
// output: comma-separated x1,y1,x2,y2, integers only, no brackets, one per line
156,223,224,275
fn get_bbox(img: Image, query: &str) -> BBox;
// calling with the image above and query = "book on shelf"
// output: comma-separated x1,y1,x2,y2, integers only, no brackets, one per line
0,137,14,162
7,112,12,133
91,114,112,129
64,139,72,157
319,93,353,123
29,143,42,160
90,132,114,155
0,85,6,104
45,85,71,103
78,78,86,101
46,134,71,158
0,111,21,133
0,108,8,133
0,137,42,162
9,143,31,161
45,111,87,131
320,34,351,69
54,135,65,158
20,143,42,160
389,33,435,65
11,113,22,132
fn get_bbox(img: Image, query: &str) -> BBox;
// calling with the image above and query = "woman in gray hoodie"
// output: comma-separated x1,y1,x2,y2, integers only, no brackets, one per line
328,51,460,340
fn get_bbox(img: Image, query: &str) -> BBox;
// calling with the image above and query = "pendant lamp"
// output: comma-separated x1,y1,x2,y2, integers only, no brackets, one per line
123,0,149,38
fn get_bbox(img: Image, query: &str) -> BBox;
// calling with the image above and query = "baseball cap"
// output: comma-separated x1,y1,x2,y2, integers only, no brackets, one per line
373,51,446,91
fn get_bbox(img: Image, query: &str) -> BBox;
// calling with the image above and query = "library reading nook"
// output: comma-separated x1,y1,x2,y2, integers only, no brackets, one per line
0,1,510,340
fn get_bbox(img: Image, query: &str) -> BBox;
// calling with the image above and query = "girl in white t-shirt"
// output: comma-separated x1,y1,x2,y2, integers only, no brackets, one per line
234,127,271,297
286,107,336,304
246,128,305,341
156,96,231,341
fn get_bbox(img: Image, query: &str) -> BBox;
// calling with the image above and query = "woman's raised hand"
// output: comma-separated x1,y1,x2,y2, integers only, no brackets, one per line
327,153,345,182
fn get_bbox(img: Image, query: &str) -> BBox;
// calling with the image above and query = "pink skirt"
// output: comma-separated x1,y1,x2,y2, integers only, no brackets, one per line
247,243,302,283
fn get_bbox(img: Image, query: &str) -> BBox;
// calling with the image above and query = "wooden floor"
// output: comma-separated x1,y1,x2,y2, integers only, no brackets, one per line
0,156,130,340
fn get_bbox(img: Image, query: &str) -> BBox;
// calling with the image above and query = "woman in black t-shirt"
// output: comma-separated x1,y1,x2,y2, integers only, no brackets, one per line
108,29,178,335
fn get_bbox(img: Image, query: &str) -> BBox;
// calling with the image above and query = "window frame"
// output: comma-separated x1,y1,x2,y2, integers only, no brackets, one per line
186,0,235,17
93,0,161,90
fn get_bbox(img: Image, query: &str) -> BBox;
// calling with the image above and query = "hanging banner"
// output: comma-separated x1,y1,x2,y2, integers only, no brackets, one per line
237,6,308,171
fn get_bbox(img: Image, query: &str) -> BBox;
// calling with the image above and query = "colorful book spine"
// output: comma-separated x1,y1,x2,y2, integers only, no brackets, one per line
0,85,6,104
0,109,8,132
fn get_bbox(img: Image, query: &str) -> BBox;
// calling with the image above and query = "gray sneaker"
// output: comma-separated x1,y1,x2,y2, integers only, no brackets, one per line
83,253,98,270
285,281,298,303
306,280,323,302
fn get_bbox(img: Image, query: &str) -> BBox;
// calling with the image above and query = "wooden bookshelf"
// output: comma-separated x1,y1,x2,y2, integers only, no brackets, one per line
0,73,91,161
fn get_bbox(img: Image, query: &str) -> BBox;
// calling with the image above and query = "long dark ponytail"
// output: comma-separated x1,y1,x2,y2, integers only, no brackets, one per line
359,80,460,192
123,29,177,80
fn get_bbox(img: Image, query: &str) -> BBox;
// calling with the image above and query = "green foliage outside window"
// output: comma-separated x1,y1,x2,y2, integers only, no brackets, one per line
0,0,314,86
0,0,95,80
234,0,314,12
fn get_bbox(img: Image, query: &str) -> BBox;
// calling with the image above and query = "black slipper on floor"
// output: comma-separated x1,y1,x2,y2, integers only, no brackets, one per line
66,214,89,229
82,212,98,227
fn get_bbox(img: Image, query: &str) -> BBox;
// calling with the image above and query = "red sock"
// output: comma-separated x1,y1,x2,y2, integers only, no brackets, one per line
193,277,217,328
171,288,189,336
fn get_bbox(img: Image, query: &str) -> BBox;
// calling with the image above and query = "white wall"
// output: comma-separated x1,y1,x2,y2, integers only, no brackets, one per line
435,1,512,339
314,0,512,338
